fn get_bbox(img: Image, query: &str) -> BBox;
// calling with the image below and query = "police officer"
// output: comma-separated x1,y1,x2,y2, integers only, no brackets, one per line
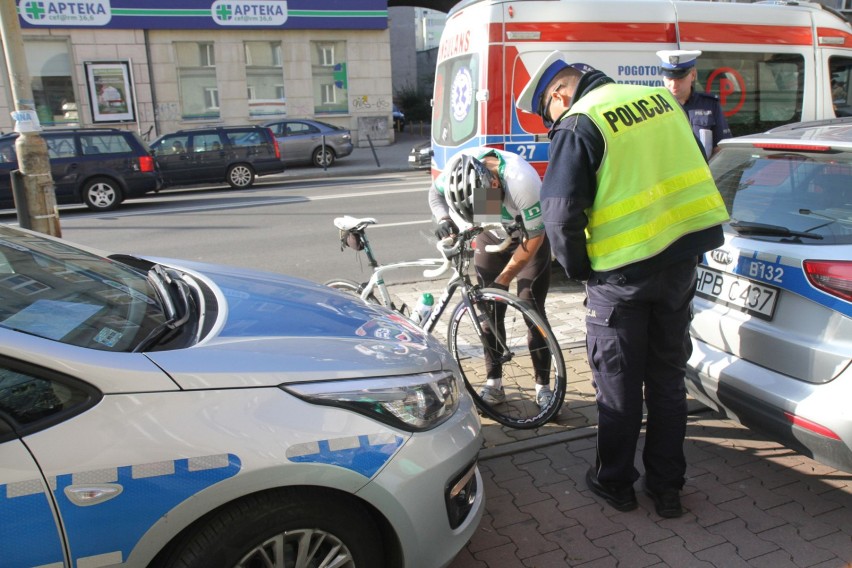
516,51,729,518
657,49,732,157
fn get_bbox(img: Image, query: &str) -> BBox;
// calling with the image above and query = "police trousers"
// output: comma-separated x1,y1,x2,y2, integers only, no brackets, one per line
585,257,698,491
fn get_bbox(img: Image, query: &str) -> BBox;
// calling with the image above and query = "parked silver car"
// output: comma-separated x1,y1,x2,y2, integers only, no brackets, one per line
687,118,852,473
263,118,353,168
0,224,483,567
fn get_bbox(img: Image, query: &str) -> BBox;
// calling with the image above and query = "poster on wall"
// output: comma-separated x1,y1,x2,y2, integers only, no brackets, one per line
85,61,135,123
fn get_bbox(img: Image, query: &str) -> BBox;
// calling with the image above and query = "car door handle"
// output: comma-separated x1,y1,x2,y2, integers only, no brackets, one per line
64,483,123,506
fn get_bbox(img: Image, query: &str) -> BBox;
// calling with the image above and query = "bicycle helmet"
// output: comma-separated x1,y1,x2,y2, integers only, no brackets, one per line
444,154,493,224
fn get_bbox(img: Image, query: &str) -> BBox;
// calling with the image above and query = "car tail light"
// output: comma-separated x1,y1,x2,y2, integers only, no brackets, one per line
752,143,832,152
803,260,852,302
267,128,280,159
784,412,842,440
138,155,156,173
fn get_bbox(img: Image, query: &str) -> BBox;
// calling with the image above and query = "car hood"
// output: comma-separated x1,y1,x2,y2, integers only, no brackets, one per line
143,258,451,390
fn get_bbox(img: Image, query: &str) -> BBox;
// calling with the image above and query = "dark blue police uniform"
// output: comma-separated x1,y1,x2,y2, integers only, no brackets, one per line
683,90,731,157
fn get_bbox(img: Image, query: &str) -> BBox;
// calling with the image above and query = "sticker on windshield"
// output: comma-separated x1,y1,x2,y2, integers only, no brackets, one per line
451,67,473,122
94,327,123,347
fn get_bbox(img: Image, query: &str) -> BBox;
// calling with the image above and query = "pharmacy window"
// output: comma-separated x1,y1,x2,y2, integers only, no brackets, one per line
245,41,286,119
175,42,220,120
311,41,347,115
23,39,78,127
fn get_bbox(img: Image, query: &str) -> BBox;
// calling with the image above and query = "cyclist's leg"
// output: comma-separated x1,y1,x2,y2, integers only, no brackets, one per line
514,235,553,385
472,232,511,384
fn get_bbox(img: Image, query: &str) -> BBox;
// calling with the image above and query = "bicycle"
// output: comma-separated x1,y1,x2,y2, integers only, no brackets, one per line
326,215,567,429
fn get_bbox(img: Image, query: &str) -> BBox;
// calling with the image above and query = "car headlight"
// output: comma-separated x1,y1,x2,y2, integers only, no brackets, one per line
281,371,460,432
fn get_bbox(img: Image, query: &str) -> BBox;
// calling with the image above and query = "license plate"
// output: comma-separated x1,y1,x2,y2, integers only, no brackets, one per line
695,265,780,320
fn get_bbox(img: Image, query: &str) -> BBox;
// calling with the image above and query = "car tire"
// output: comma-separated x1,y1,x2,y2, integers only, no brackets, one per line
82,177,123,212
160,487,385,568
312,147,336,168
227,163,255,189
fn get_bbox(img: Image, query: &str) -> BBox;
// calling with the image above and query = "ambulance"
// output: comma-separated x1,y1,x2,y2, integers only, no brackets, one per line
431,0,852,176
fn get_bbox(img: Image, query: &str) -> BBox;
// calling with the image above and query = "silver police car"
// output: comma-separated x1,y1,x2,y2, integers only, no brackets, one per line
687,118,852,473
0,224,482,568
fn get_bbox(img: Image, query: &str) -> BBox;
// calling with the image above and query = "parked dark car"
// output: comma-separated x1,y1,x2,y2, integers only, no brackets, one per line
262,119,353,168
408,140,433,170
150,125,283,189
0,128,160,212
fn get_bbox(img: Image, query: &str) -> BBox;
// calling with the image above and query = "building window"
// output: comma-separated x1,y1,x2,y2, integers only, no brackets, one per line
23,39,78,127
245,41,286,118
311,41,347,114
175,42,219,120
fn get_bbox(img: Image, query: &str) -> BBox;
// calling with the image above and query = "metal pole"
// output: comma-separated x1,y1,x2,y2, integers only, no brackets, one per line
366,134,380,167
0,1,60,236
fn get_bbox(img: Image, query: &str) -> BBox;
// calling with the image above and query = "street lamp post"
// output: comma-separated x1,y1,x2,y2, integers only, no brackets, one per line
0,1,60,236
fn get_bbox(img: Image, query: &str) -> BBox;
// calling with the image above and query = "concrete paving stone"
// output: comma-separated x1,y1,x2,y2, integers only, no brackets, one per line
541,479,596,512
487,454,536,483
643,535,716,568
768,501,843,541
536,443,594,471
446,548,487,568
778,481,852,516
517,454,573,488
518,499,580,534
689,453,755,486
758,524,837,566
565,503,632,540
716,496,788,533
472,542,527,568
499,474,553,508
734,458,810,490
498,518,563,559
592,530,661,568
520,549,571,568
693,543,754,568
543,524,611,565
728,476,795,509
480,469,511,499
486,492,535,530
813,506,852,535
465,513,514,553
612,511,676,547
809,532,852,565
703,518,779,560
653,515,728,553
677,490,738,527
746,549,803,568
685,472,745,508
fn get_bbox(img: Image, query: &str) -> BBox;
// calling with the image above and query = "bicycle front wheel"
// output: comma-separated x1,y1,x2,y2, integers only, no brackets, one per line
324,278,380,305
447,287,567,429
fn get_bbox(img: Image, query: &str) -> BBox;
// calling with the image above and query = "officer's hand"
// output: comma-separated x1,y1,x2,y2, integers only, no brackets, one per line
434,217,458,239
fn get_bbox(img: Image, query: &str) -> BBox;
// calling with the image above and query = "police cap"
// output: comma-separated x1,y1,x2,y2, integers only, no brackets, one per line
656,49,702,79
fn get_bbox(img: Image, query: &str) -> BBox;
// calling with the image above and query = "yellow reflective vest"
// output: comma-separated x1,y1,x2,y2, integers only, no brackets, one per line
566,84,729,272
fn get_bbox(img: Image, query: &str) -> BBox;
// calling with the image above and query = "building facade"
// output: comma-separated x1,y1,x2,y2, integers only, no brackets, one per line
2,1,395,146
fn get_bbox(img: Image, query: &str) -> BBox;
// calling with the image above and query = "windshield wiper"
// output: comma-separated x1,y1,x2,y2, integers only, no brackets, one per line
798,209,841,233
729,220,824,240
133,265,193,352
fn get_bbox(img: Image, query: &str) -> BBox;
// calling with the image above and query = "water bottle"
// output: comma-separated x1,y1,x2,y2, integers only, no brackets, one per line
411,293,434,325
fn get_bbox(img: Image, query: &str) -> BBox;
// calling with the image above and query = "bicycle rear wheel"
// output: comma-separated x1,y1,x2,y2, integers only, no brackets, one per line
324,278,380,305
447,287,567,429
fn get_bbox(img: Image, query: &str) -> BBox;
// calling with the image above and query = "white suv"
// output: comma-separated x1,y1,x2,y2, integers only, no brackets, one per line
687,118,852,473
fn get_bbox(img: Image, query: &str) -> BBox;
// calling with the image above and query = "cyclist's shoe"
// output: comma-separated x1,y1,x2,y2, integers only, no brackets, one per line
479,385,506,405
536,385,554,410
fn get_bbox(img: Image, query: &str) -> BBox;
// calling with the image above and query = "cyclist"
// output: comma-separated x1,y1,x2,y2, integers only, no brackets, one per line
428,148,554,410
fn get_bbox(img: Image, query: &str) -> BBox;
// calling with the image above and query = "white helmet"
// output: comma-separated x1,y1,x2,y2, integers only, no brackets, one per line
444,154,493,224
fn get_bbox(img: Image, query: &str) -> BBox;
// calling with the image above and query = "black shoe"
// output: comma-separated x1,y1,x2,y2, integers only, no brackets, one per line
585,467,637,512
645,485,685,518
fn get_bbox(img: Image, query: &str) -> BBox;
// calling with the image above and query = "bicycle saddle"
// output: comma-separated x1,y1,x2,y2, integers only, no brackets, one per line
334,216,377,231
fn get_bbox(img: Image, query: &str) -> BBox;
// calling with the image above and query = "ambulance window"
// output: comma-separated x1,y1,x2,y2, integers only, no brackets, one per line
829,56,852,117
432,54,479,147
696,52,804,137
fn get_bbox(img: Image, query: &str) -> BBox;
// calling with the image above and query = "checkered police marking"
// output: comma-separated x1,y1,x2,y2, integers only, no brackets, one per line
286,434,404,478
1,453,241,567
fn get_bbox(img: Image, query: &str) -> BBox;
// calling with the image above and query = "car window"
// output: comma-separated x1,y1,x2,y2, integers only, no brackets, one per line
78,133,133,156
0,140,17,164
266,123,284,136
45,135,76,159
0,227,167,351
226,129,263,148
0,364,95,429
711,147,852,244
192,133,223,152
286,122,319,136
154,135,191,155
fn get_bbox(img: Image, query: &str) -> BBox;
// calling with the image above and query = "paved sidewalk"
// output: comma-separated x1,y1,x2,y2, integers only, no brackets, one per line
287,131,852,566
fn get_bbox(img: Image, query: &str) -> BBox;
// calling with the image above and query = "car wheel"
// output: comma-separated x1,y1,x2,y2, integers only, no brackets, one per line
161,488,385,568
227,164,255,189
82,177,123,212
312,147,336,168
